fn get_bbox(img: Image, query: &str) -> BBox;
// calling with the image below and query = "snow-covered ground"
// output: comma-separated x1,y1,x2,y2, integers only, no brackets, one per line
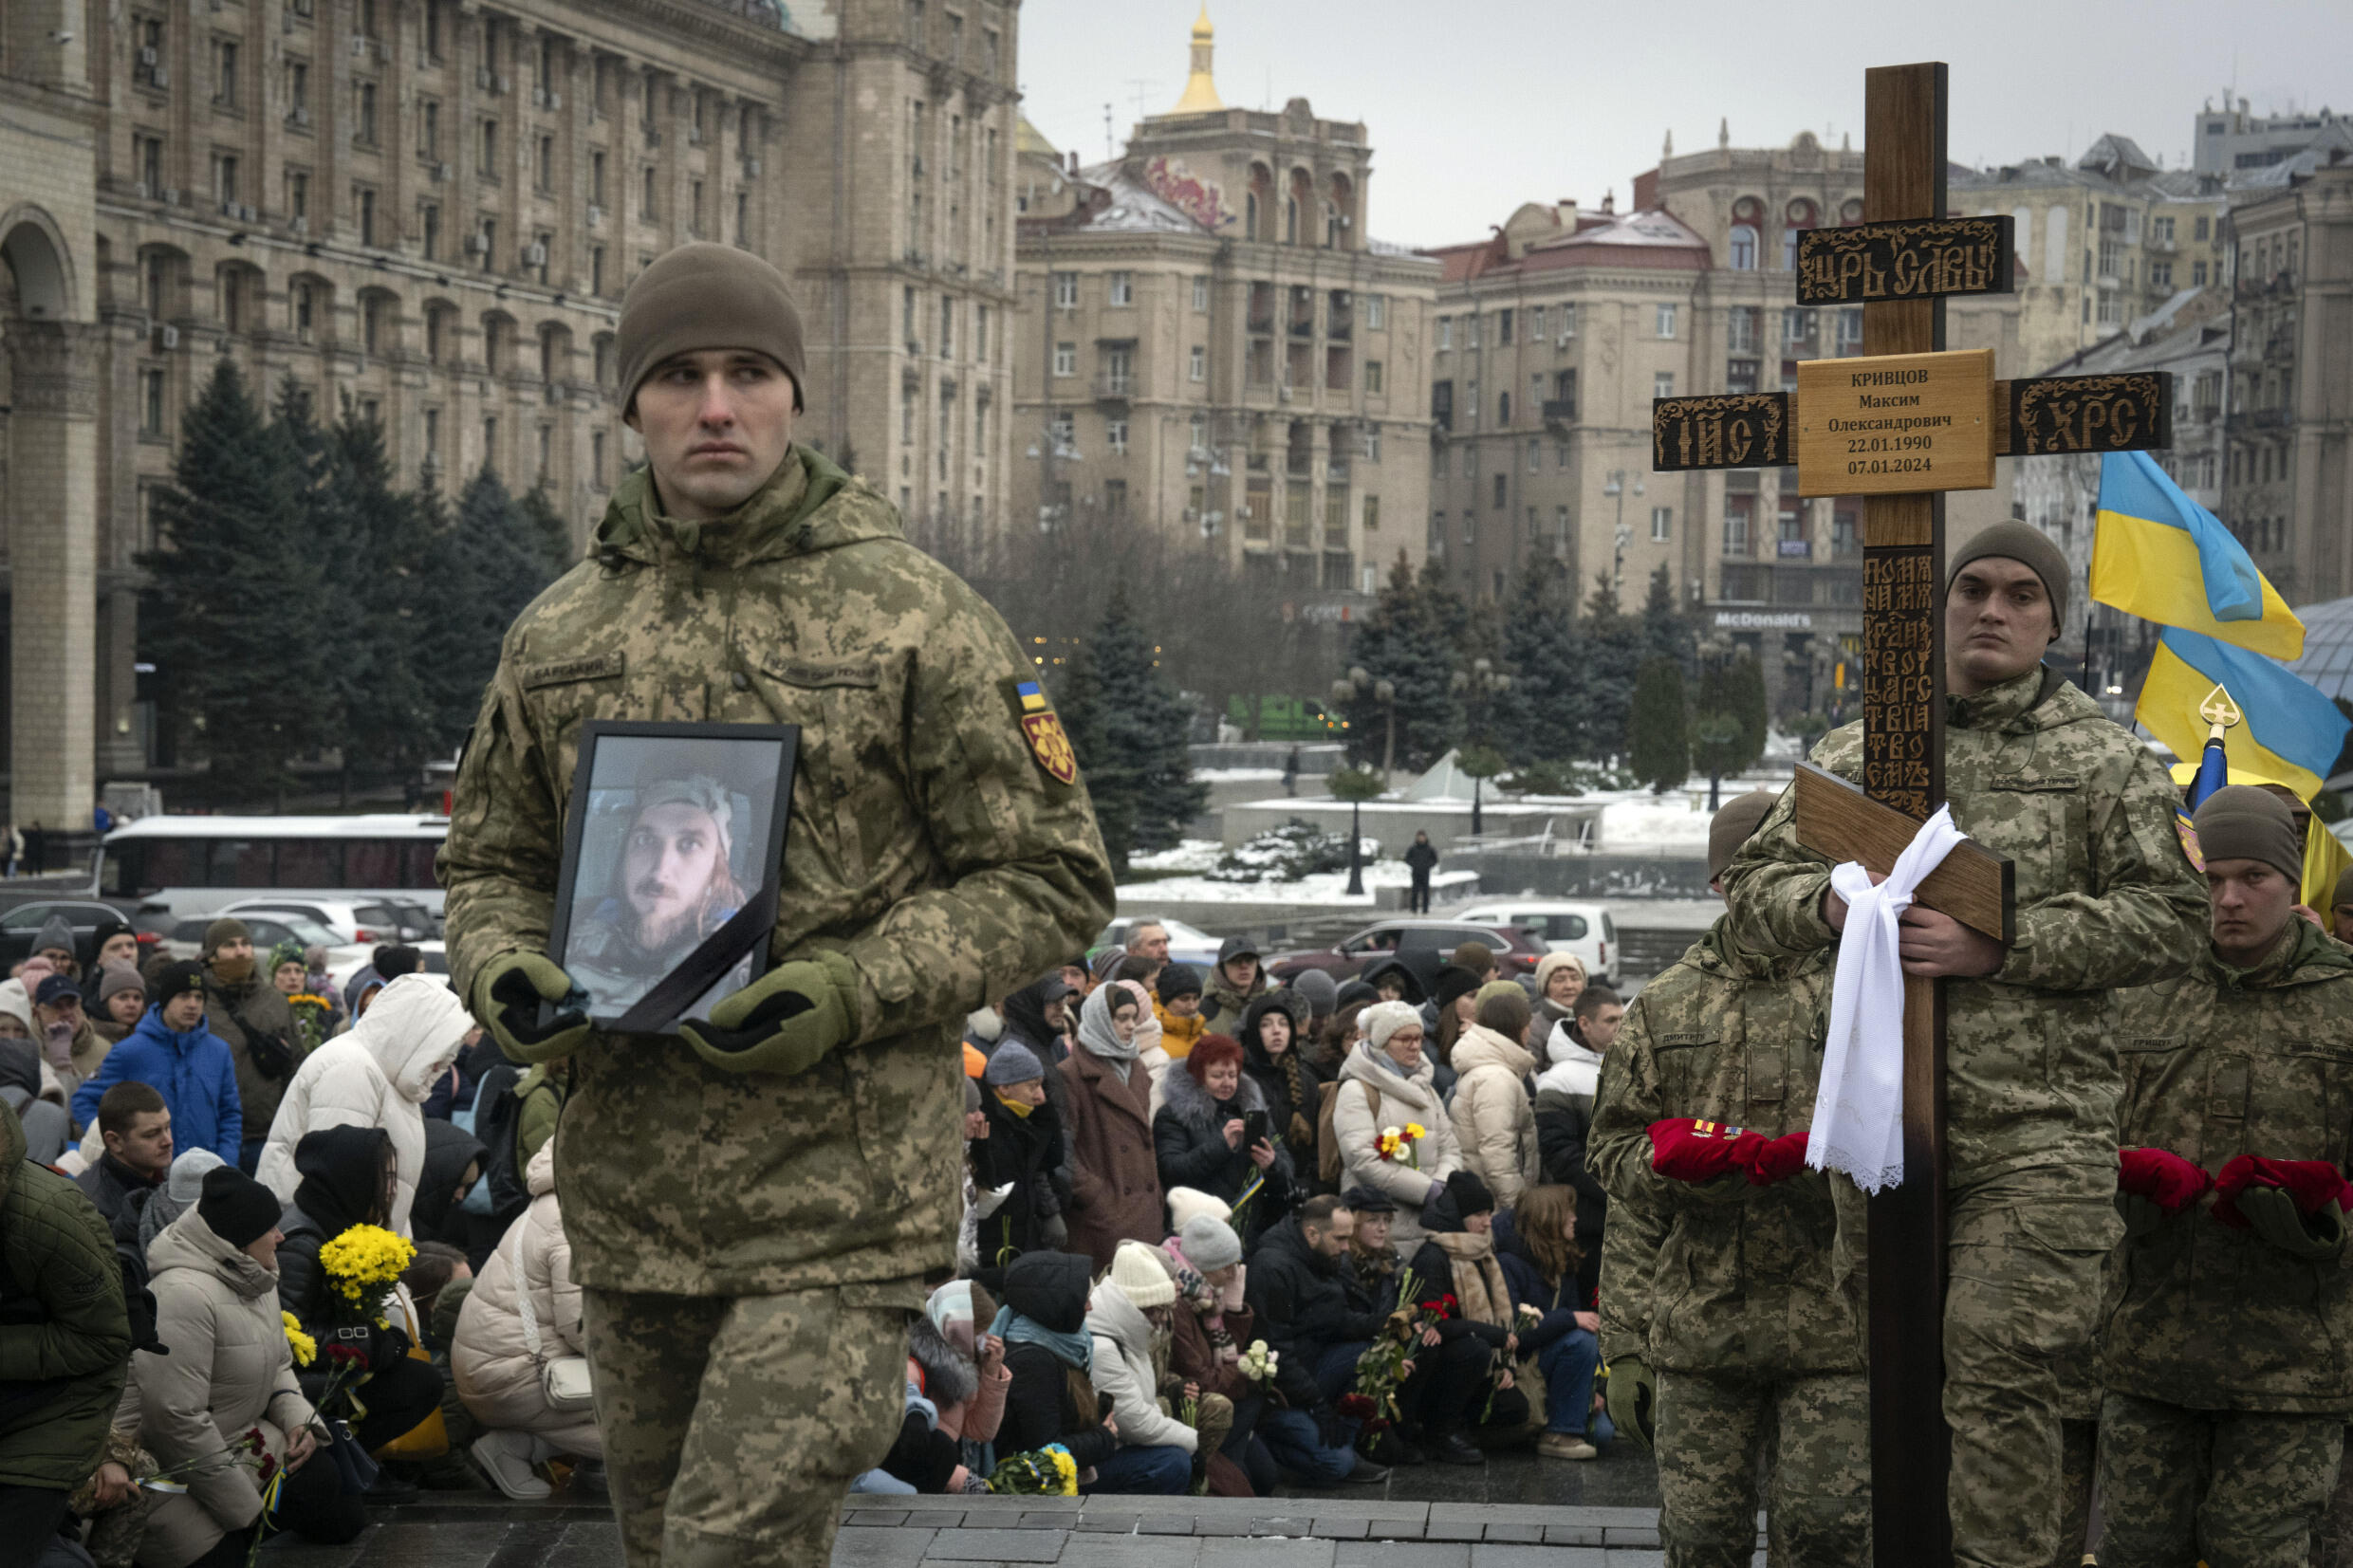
1127,839,1225,874
1119,859,1479,906
1593,795,1713,853
1194,767,1287,784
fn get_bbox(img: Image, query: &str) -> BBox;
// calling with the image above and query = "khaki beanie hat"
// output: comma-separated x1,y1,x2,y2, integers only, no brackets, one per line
2192,784,2304,883
616,242,806,415
2334,864,2353,912
1710,789,1781,880
1948,522,2070,638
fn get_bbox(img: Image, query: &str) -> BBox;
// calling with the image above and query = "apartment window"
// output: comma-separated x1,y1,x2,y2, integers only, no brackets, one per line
590,152,606,206
690,179,706,235
532,231,551,285
735,192,749,245
285,169,308,225
1651,506,1672,543
938,296,954,358
476,216,496,270
423,0,442,60
537,425,552,483
1193,276,1210,311
1052,272,1077,309
2195,215,2211,241
424,310,443,362
479,119,498,177
902,286,917,341
419,100,439,158
640,165,656,220
1107,420,1128,455
1723,495,1752,554
1052,341,1075,378
357,82,378,144
592,431,607,487
1527,438,1541,472
2193,261,2208,286
209,152,238,207
591,246,605,296
1462,511,1475,544
1190,344,1207,381
482,415,498,471
1656,304,1677,339
1362,426,1382,462
1498,392,1511,425
2152,260,2173,289
1050,411,1074,449
1655,372,1676,398
1730,224,1758,269
213,39,239,107
537,136,553,194
1836,308,1863,351
361,295,382,354
1366,295,1386,330
1108,272,1133,306
1438,318,1454,351
1491,473,1507,509
1497,308,1514,343
133,15,166,88
418,201,439,259
976,306,990,360
287,61,309,121
1466,317,1479,350
1365,360,1383,394
141,368,166,435
356,187,376,246
292,281,314,341
1529,307,1545,341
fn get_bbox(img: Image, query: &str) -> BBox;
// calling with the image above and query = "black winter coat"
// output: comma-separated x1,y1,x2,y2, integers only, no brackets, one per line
1404,841,1439,875
993,1251,1114,1469
971,1089,1065,1266
1245,1218,1383,1409
1238,994,1323,1176
1153,1064,1291,1251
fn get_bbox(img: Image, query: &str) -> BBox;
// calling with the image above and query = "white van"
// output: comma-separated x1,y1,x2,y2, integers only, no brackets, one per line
1453,900,1618,987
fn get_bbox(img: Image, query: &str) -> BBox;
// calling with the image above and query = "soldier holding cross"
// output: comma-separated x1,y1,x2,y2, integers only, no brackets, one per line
1721,524,2208,1567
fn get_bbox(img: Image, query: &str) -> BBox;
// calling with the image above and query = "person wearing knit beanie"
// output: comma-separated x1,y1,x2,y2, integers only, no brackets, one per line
1949,521,2071,639
1444,1169,1495,1220
1450,941,1499,980
1360,1000,1424,1054
196,1165,283,1253
2333,864,2353,946
1709,789,1781,887
983,1041,1044,1086
1176,1212,1243,1274
2193,785,2310,968
1290,967,1339,1024
1165,1187,1232,1235
616,243,806,416
1107,1239,1177,1308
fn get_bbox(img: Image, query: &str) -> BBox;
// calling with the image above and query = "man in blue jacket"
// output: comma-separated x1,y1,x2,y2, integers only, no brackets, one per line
69,961,241,1165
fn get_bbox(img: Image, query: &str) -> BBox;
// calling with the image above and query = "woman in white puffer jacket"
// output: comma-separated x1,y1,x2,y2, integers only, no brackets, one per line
254,974,472,1235
453,1136,600,1498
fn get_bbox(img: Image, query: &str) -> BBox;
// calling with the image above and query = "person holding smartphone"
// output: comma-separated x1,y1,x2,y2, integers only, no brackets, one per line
1153,1035,1290,1252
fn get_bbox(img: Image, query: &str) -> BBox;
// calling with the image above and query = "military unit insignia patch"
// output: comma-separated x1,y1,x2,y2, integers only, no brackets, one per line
1005,677,1079,785
2175,810,2205,873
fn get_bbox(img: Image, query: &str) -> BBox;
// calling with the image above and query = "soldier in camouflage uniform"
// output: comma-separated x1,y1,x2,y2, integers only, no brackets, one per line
439,243,1114,1567
1591,791,1868,1568
2101,786,2353,1567
1722,524,2208,1568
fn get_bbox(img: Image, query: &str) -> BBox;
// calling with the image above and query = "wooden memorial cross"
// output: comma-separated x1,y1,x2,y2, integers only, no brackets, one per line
1646,62,2174,1564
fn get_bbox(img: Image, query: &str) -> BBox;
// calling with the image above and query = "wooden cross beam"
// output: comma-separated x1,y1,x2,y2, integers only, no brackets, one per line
1644,63,2169,1566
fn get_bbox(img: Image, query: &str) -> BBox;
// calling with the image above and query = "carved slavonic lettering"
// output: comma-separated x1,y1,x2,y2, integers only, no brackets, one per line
2013,373,2169,457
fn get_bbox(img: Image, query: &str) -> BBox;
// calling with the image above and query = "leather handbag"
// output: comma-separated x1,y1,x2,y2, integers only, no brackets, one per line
511,1224,595,1412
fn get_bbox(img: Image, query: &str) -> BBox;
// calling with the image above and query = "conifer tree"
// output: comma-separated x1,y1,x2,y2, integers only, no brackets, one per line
1056,584,1204,874
325,402,435,773
1338,553,1469,773
1642,562,1695,672
1491,555,1585,766
1579,571,1645,765
139,358,319,797
417,465,571,755
1629,655,1691,794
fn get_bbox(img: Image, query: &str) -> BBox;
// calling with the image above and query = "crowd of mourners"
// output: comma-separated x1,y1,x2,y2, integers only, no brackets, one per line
892,919,1631,1496
0,916,590,1567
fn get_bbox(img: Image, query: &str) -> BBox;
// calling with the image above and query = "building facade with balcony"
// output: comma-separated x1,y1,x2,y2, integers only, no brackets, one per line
0,0,1019,812
2227,158,2353,605
1007,12,1436,601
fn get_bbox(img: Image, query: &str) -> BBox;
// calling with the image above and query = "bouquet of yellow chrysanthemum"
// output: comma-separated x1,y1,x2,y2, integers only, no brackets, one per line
317,1224,414,1319
282,1312,317,1369
986,1444,1078,1495
1374,1122,1428,1171
286,993,338,1054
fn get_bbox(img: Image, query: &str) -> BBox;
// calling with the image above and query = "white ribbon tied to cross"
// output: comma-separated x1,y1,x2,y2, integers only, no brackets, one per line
1806,803,1969,1194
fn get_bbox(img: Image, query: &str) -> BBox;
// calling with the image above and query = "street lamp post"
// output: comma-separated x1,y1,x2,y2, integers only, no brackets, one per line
1333,666,1399,777
1603,469,1644,604
1452,659,1510,838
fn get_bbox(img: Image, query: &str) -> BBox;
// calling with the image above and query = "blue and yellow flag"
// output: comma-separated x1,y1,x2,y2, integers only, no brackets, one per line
2166,757,2353,906
2090,451,2305,660
2139,628,2351,802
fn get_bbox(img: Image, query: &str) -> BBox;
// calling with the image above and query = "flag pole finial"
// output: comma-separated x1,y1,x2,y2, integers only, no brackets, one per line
2199,683,2244,740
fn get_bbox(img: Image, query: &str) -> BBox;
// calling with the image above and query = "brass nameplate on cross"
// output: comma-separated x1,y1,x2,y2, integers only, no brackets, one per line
1796,348,1995,497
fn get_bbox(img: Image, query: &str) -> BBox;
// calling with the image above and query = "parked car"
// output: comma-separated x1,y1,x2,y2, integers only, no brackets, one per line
0,898,149,968
1453,900,1620,987
1267,919,1549,987
216,896,436,946
157,913,366,971
324,940,453,999
1093,915,1225,971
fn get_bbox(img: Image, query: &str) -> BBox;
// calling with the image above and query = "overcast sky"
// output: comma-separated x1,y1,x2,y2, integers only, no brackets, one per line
1014,0,2351,250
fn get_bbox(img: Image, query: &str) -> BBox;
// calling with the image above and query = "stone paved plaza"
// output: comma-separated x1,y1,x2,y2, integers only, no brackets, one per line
250,1448,1738,1568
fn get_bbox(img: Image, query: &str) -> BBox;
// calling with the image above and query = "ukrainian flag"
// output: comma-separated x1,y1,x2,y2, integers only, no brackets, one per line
2138,628,2351,802
2164,757,2353,906
1016,680,1048,713
2090,451,2305,660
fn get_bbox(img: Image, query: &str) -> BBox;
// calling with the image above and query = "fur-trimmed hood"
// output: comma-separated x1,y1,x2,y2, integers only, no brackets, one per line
1157,1056,1268,1132
906,1312,979,1410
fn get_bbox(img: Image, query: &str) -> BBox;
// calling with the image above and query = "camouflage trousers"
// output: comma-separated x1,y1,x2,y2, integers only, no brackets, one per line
582,1283,916,1568
2096,1391,2344,1568
1943,1168,2120,1568
1655,1368,1870,1568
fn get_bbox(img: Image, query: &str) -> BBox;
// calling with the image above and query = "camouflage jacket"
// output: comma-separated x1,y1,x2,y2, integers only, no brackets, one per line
2103,916,2353,1413
1587,920,1862,1377
439,447,1115,1298
1723,666,2207,1186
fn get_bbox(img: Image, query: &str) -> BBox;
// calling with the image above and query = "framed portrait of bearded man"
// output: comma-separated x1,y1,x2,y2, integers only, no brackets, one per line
546,722,799,1029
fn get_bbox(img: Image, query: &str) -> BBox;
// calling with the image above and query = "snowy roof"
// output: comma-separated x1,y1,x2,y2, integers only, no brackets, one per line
1070,158,1214,233
1402,749,1479,802
1421,206,1707,283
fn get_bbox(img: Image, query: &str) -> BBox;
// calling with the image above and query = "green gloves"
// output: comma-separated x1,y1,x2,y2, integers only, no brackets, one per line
678,951,862,1078
2238,1187,2349,1261
1603,1356,1657,1453
473,951,593,1065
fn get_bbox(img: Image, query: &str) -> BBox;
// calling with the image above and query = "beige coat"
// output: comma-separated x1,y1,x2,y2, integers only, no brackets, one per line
1446,1024,1542,1210
1331,1042,1463,1256
451,1141,599,1451
131,1208,320,1568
